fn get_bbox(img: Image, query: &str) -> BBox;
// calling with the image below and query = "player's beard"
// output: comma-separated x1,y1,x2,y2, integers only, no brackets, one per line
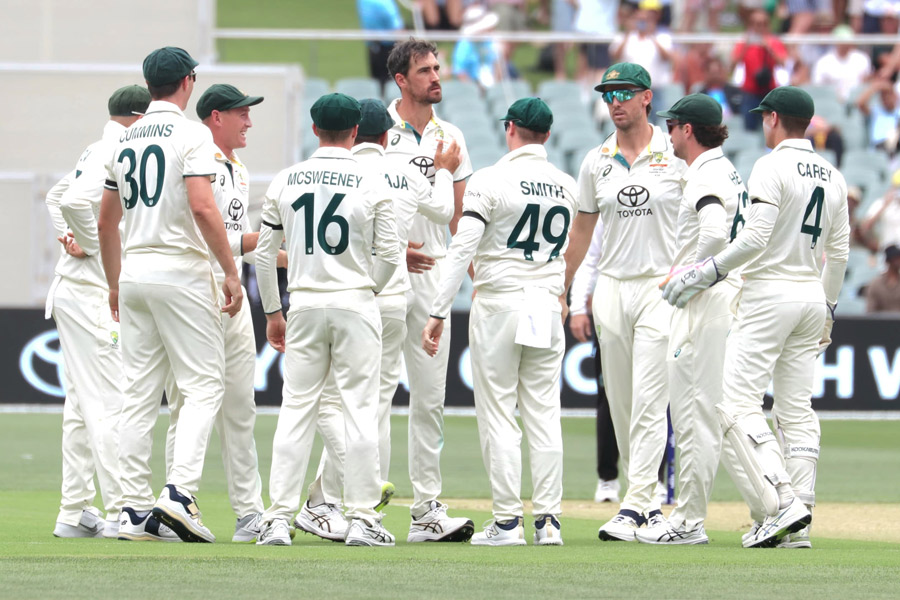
413,85,442,105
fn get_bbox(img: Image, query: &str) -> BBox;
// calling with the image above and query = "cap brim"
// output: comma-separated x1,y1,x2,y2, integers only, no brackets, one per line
231,95,264,110
594,79,648,91
748,106,767,114
656,109,677,119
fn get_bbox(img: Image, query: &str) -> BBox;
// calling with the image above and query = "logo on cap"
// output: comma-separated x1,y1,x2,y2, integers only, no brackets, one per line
606,70,620,80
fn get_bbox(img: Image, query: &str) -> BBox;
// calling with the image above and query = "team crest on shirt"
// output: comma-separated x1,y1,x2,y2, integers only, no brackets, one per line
649,152,670,176
109,330,119,349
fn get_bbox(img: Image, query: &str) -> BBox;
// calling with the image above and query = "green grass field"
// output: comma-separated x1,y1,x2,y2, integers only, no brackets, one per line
1,414,898,599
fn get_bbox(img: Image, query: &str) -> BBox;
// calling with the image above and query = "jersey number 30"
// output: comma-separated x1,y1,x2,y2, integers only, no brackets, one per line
291,192,349,255
506,203,571,262
118,144,165,209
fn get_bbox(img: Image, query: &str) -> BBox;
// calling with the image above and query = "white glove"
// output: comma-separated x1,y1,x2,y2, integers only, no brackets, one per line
661,257,725,309
817,303,836,356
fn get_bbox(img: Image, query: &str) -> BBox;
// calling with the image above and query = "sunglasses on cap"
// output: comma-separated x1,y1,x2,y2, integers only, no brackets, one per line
189,71,197,82
601,88,644,104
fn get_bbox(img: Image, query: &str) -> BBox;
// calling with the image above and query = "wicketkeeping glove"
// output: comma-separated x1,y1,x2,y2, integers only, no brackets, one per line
660,257,726,309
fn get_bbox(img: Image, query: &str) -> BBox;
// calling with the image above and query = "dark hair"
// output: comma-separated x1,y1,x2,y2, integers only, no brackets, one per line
387,38,438,80
147,81,180,100
779,114,812,136
692,123,729,148
317,127,355,143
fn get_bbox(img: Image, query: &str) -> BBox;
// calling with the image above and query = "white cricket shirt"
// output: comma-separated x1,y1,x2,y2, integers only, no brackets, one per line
210,147,252,283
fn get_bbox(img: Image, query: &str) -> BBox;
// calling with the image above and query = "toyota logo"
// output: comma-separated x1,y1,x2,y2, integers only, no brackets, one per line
410,156,435,178
228,198,244,221
617,185,650,208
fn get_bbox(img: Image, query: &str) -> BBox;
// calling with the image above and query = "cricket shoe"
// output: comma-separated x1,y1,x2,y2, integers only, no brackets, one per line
345,517,395,547
742,521,762,545
375,482,395,512
534,514,564,546
471,517,527,546
103,517,120,539
777,524,812,549
53,508,105,538
233,512,264,543
256,518,292,546
152,484,215,543
294,501,348,542
407,501,475,542
635,519,709,545
598,509,645,542
594,478,621,503
743,497,811,548
117,507,181,542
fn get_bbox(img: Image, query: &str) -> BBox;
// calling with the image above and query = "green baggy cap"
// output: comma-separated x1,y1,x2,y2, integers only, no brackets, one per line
196,84,264,120
749,86,815,119
108,85,151,116
499,97,553,133
357,98,395,136
310,93,362,131
143,46,198,86
595,62,652,91
656,93,723,126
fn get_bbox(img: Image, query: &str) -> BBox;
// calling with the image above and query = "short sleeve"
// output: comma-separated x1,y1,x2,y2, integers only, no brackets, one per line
576,150,600,213
747,156,783,209
461,170,496,223
261,175,284,228
183,125,217,177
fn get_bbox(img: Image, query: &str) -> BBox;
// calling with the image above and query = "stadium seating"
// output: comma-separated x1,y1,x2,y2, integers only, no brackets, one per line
304,77,331,101
335,77,382,101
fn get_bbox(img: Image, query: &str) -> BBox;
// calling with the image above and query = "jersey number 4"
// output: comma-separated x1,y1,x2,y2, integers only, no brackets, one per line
801,186,824,249
118,145,165,209
506,203,571,262
291,192,349,255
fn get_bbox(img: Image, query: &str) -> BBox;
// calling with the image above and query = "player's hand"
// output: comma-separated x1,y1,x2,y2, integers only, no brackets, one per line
58,233,87,258
818,304,836,356
559,294,569,327
276,249,288,269
422,317,445,357
660,258,724,308
568,313,592,342
433,139,461,175
108,288,119,323
407,241,435,274
266,312,287,353
221,273,243,317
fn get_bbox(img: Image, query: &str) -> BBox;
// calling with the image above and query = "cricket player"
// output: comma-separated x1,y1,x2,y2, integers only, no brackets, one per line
254,93,401,547
423,98,577,546
163,83,272,543
563,63,686,541
662,86,850,548
48,86,151,540
295,98,459,542
635,94,747,545
90,47,243,543
384,39,475,542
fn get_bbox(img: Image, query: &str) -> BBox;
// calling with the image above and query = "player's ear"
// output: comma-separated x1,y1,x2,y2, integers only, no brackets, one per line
312,123,319,139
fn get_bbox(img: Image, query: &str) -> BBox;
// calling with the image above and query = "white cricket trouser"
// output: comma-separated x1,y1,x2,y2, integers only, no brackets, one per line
404,260,450,516
51,278,124,525
666,279,739,531
117,255,225,511
314,292,407,500
592,274,671,514
164,286,264,518
470,294,564,521
719,282,825,514
263,290,382,522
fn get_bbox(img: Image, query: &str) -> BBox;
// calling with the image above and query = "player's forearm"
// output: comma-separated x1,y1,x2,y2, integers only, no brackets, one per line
255,224,282,314
563,211,599,292
430,216,484,318
188,178,238,278
420,169,455,225
695,203,729,261
373,198,401,269
448,178,467,236
46,173,73,238
61,182,102,256
713,202,778,274
97,193,122,290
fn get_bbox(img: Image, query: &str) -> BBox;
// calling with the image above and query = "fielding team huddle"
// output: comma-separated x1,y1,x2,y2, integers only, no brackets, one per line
46,40,849,549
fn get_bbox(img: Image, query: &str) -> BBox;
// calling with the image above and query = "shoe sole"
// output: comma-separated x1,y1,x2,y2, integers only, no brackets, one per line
232,534,258,543
598,529,637,542
294,517,346,542
117,532,182,543
776,540,812,549
152,506,214,543
257,538,291,546
346,538,395,547
407,521,475,543
745,513,812,549
374,483,395,512
535,538,564,546
470,538,527,546
635,535,709,545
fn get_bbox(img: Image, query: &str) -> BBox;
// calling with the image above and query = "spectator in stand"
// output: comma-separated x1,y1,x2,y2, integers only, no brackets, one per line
731,9,788,130
679,0,724,32
812,25,873,102
418,0,463,30
806,115,845,167
866,244,900,312
784,0,831,35
575,0,619,90
861,0,900,34
358,0,405,85
488,0,527,65
611,0,674,111
698,55,743,118
856,77,900,153
847,186,881,252
861,170,900,249
549,0,579,80
452,5,504,89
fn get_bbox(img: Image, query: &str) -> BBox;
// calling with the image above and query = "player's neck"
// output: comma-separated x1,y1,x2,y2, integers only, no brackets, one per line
396,97,434,134
683,143,711,166
615,122,653,162
213,138,236,161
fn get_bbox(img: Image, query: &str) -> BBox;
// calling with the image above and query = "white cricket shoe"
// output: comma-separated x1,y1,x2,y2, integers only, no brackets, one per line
636,520,709,545
233,512,264,543
594,479,621,503
743,497,811,548
294,501,348,542
151,484,215,543
471,517,526,546
345,517,395,547
53,508,105,538
598,510,643,542
103,517,120,539
777,524,812,549
256,518,292,546
742,521,762,545
407,501,475,543
117,507,181,542
534,515,564,546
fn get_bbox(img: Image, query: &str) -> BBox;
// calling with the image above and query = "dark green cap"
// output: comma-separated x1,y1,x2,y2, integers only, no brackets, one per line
749,86,815,119
310,93,362,131
142,46,198,86
656,93,723,126
595,62,652,92
357,98,394,136
108,85,151,116
196,84,264,120
499,97,553,133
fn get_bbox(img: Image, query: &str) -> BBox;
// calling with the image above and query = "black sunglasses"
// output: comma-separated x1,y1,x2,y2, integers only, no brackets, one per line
666,120,682,133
